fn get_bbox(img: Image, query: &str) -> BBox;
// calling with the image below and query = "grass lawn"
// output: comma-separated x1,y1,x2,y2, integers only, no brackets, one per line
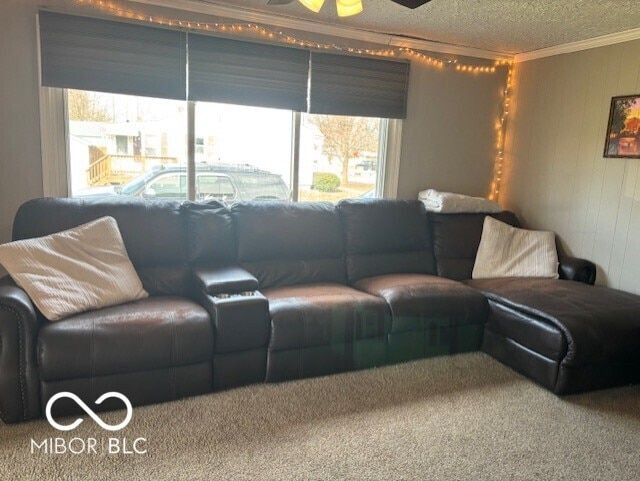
298,182,374,202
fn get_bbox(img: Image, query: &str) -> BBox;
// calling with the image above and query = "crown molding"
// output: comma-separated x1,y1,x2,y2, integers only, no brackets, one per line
127,0,510,60
387,37,507,60
514,27,640,63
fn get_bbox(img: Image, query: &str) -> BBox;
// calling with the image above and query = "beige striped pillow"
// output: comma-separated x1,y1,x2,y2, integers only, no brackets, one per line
472,216,559,279
0,216,148,321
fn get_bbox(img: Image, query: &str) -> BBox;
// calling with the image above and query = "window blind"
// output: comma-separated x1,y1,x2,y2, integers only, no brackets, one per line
308,52,410,119
188,34,310,111
39,11,186,100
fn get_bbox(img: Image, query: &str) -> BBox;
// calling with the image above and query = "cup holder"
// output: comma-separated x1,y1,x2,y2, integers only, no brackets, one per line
214,291,259,300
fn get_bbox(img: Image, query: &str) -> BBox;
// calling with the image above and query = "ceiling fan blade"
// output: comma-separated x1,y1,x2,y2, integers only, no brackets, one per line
389,0,432,8
267,0,296,5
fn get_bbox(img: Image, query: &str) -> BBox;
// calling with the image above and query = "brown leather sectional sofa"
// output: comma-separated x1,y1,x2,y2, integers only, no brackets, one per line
0,197,638,424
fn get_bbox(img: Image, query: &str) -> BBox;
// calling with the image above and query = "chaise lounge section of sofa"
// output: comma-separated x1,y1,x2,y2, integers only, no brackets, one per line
0,197,639,424
429,211,640,394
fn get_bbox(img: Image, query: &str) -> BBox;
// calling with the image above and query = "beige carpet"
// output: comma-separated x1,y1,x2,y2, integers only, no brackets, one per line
1,353,639,480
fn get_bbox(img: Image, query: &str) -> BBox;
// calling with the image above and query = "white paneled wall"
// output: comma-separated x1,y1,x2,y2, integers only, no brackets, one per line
502,38,640,293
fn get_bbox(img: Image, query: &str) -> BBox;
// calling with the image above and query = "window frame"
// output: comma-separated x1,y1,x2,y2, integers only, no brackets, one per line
39,87,402,200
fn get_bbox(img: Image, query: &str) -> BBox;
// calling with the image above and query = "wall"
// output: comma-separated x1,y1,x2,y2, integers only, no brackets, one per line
398,58,507,199
0,0,45,246
0,0,507,246
502,38,640,292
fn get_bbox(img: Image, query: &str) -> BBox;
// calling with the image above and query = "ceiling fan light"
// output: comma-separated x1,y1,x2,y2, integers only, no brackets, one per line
299,0,325,13
336,0,363,17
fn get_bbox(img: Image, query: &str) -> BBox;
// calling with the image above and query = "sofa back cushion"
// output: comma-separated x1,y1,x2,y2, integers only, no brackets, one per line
429,211,520,281
13,198,189,296
182,200,237,265
337,199,436,283
231,202,346,289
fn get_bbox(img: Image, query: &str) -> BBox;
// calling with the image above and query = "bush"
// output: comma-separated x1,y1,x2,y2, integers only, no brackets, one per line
312,172,341,192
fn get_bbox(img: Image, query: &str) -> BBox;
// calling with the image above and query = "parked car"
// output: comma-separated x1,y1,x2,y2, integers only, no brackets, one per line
77,163,291,203
355,160,377,171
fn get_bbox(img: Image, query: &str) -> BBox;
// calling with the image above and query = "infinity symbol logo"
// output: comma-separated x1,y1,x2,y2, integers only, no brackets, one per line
45,392,133,432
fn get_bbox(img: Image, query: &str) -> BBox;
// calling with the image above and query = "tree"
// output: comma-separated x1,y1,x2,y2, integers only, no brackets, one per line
309,115,380,185
67,90,112,122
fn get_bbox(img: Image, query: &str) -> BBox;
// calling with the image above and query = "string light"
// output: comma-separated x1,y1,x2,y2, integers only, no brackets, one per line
488,63,514,202
72,0,514,201
72,0,509,72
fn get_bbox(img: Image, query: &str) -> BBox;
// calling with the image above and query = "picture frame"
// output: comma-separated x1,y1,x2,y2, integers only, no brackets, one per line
603,94,640,159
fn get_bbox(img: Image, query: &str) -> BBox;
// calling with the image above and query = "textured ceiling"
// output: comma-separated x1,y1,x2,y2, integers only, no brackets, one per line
195,0,640,54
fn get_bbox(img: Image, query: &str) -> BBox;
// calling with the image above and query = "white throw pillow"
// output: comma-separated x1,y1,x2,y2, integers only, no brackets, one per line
472,216,559,279
0,216,148,321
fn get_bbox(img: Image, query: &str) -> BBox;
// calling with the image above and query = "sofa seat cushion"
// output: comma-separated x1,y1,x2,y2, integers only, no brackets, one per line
38,297,213,382
354,274,488,333
465,278,640,367
262,283,391,352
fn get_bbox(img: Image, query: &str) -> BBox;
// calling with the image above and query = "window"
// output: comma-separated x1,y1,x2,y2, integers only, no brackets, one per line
193,102,293,201
298,114,383,202
115,136,128,155
197,174,235,201
195,137,205,155
44,12,407,202
67,90,187,197
145,173,187,200
144,135,159,156
67,91,386,202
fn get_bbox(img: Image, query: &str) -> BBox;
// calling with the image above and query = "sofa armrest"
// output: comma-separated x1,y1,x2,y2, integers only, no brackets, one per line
558,256,596,285
0,278,42,423
197,291,270,355
191,265,259,296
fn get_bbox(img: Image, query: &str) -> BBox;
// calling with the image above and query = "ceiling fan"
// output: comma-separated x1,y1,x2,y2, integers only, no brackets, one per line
267,0,432,17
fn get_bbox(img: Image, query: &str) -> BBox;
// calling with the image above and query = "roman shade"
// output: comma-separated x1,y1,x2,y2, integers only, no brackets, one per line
308,52,410,119
39,11,186,100
39,11,410,118
188,34,310,111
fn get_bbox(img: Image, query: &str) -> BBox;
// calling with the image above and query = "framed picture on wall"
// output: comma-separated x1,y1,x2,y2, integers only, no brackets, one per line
603,94,640,158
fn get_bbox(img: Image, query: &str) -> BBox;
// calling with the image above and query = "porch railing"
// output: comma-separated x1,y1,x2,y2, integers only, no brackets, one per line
87,152,179,186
